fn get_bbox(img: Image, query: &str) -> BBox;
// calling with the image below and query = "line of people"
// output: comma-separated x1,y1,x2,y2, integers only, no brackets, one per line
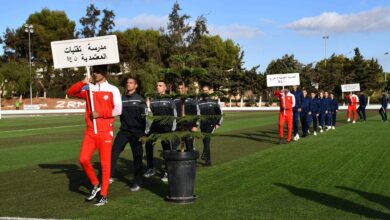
67,66,223,206
275,86,388,144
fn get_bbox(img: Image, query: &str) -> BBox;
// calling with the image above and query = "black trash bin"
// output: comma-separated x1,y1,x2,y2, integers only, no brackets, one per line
163,150,199,204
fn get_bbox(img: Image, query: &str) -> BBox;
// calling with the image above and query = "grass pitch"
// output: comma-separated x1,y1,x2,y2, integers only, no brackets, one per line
0,111,389,219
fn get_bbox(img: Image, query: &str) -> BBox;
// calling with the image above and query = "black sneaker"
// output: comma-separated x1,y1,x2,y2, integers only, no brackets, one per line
130,183,140,192
94,196,108,206
85,184,101,201
143,168,156,178
204,160,212,167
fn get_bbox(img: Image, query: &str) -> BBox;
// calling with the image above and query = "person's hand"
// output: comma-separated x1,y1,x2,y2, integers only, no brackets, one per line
316,114,319,117
298,108,302,112
191,127,198,132
90,111,100,119
216,125,220,129
308,112,312,115
325,111,328,114
82,76,92,84
336,110,338,112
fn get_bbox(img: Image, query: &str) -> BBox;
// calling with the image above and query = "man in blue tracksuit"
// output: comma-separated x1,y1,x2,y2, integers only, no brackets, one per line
319,91,328,133
379,91,388,122
330,93,339,129
291,85,304,141
357,92,367,122
324,91,333,131
301,89,311,137
309,91,320,136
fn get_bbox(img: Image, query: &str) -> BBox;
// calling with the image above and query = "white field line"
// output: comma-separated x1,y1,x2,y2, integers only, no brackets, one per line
0,125,84,134
0,217,69,220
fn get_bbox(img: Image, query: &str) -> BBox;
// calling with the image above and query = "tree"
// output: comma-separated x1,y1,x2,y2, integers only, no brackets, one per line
98,9,116,36
0,61,30,98
79,4,101,38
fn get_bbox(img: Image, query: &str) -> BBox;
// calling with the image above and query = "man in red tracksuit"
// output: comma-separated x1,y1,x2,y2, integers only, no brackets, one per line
347,92,359,123
275,88,296,144
67,65,122,206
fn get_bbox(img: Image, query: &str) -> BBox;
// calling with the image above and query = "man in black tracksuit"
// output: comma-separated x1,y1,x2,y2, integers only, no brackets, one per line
357,92,367,122
110,77,147,191
199,85,223,167
173,83,200,151
144,81,177,182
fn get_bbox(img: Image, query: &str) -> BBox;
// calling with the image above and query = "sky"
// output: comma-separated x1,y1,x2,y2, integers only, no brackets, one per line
0,0,390,72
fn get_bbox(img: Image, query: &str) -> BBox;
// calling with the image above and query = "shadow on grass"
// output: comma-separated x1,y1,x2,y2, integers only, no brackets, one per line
39,163,90,196
274,183,390,219
220,129,280,144
336,186,390,210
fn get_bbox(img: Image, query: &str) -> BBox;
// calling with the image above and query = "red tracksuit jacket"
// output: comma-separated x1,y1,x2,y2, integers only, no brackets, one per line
67,81,122,131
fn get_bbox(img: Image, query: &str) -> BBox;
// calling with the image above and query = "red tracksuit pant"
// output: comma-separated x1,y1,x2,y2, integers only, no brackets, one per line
347,105,357,121
279,110,293,141
80,130,113,197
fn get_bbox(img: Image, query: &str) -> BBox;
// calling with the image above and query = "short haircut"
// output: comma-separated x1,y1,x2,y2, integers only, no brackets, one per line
202,84,211,90
92,65,108,74
127,76,139,85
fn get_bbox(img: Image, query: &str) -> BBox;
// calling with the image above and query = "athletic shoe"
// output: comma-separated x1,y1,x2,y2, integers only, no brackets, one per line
143,168,156,178
85,184,101,201
326,126,331,131
352,121,356,124
307,130,311,134
94,196,108,206
161,172,168,183
320,129,323,133
109,178,115,184
332,126,335,130
313,131,317,136
347,118,351,122
130,183,140,192
204,160,212,167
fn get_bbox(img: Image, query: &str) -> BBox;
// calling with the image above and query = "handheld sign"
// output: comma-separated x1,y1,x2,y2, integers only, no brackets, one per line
51,35,120,134
266,73,300,87
341,83,360,92
51,35,119,69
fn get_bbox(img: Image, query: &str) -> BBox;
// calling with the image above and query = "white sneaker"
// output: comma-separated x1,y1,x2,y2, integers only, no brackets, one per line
143,168,156,178
307,130,311,134
347,118,351,122
332,126,335,130
109,178,115,184
313,131,317,136
161,172,168,183
320,129,323,133
352,121,356,124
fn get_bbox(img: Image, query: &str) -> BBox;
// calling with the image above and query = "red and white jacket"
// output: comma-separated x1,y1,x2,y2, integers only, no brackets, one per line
67,81,122,132
275,90,296,111
349,94,359,107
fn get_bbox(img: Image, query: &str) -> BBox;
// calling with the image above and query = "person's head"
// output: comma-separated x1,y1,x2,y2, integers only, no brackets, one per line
284,87,289,95
383,91,387,96
360,91,364,95
156,81,167,94
202,85,212,94
319,91,324,98
92,65,108,83
324,91,329,98
303,89,307,97
311,92,316,99
330,93,335,99
126,77,139,94
292,85,298,91
176,82,188,95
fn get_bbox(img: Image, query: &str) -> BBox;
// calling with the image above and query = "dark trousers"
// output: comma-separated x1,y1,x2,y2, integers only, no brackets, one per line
311,114,318,132
201,125,215,161
293,109,300,136
301,112,309,135
331,111,337,126
379,107,388,121
319,112,326,128
357,106,366,121
145,134,171,170
325,111,332,126
111,131,143,184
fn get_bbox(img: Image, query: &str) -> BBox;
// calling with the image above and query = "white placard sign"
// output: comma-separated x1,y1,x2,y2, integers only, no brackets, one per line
51,35,119,69
266,73,300,87
341,83,360,92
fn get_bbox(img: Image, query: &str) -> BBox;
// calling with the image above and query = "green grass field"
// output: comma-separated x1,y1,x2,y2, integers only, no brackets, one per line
0,111,389,219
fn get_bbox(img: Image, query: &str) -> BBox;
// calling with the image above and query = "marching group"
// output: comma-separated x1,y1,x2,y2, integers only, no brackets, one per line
67,65,222,206
275,86,388,144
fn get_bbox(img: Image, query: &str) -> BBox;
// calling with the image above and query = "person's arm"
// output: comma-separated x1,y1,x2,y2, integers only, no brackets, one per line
171,99,177,131
291,94,296,108
67,77,90,99
215,101,223,127
139,99,150,135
